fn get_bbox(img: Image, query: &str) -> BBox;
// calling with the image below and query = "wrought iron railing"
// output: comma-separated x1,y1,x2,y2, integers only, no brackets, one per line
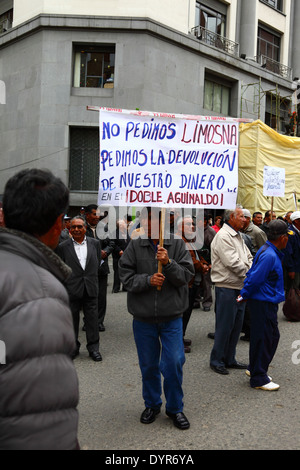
0,18,12,34
255,54,292,80
191,25,239,56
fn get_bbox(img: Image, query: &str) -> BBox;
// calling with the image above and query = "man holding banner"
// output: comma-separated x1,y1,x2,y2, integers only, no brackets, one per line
119,207,194,430
96,106,242,424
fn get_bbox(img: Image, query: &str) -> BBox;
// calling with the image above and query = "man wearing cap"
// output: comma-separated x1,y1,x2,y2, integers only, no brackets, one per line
59,215,72,243
238,219,289,391
282,211,300,295
242,209,267,255
240,209,268,341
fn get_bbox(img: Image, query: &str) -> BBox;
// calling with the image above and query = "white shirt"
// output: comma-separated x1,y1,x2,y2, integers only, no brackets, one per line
72,236,87,270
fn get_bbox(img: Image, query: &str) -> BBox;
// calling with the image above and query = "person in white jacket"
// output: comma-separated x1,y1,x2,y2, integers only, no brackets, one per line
210,207,253,375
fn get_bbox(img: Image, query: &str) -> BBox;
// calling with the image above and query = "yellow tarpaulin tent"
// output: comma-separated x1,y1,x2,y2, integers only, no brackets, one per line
237,119,300,217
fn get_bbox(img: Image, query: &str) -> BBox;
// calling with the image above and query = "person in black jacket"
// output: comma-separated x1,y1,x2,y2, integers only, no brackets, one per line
112,218,131,293
57,216,102,361
85,204,115,331
282,211,300,296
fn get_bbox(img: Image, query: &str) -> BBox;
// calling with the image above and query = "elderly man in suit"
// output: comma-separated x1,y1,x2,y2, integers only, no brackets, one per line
57,216,102,361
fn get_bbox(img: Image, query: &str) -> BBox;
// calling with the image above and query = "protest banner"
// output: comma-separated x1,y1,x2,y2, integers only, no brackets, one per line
94,107,241,210
263,166,285,215
87,106,245,286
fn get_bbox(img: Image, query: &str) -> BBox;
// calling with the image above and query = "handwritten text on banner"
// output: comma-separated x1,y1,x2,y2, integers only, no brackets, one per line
98,110,239,209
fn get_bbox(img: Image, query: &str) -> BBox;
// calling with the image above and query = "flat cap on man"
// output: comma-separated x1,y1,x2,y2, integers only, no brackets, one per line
290,211,300,222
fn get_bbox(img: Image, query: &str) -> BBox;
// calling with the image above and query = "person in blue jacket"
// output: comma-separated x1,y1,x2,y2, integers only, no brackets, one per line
282,211,300,295
238,219,290,391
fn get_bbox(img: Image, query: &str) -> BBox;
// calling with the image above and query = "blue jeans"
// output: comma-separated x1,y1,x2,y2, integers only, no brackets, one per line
210,287,245,367
133,317,185,414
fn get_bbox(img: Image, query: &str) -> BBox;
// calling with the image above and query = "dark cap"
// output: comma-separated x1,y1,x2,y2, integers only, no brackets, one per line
267,219,288,237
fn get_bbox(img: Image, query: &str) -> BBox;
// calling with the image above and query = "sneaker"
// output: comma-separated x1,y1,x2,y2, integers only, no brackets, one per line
255,381,280,391
246,370,272,381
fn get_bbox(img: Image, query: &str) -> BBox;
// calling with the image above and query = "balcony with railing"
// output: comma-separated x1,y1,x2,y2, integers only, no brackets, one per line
191,25,239,57
256,54,292,80
0,9,13,35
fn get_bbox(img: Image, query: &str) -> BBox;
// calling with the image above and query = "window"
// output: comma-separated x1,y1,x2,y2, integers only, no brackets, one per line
195,2,226,36
260,0,283,12
204,79,230,115
69,127,99,191
73,45,115,88
265,93,290,134
257,27,280,62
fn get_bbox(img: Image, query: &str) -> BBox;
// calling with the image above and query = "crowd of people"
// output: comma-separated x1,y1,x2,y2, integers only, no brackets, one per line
0,168,299,449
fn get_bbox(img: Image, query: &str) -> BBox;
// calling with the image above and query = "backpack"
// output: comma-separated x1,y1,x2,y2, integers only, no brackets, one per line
283,283,300,322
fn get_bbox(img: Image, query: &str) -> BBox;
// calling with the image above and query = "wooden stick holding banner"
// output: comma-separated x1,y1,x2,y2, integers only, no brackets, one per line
157,207,166,291
293,191,298,210
271,196,274,218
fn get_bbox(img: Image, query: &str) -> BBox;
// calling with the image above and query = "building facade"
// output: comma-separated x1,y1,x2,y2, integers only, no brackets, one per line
0,0,299,208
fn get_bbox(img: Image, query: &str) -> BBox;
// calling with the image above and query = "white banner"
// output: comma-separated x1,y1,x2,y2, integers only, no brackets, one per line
98,109,239,209
263,166,285,197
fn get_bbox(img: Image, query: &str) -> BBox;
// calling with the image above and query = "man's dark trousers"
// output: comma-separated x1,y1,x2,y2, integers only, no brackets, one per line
210,286,245,367
248,299,280,388
69,287,99,353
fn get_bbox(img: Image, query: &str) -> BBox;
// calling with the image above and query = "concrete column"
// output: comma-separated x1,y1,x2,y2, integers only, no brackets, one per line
291,0,300,79
239,0,257,59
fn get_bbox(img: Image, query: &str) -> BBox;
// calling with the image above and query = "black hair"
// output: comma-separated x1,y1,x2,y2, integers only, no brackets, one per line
3,168,69,236
85,204,98,214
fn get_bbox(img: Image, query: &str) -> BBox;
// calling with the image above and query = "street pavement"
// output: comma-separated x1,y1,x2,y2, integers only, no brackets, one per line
74,269,300,451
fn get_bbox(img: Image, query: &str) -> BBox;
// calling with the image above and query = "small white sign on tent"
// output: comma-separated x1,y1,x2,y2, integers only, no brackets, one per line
263,165,285,216
263,166,285,198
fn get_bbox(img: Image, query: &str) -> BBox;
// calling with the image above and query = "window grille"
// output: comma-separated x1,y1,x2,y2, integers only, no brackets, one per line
69,127,99,191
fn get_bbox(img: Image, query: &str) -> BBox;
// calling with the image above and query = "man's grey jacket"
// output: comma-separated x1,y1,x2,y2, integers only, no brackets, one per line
0,228,79,450
119,234,194,323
